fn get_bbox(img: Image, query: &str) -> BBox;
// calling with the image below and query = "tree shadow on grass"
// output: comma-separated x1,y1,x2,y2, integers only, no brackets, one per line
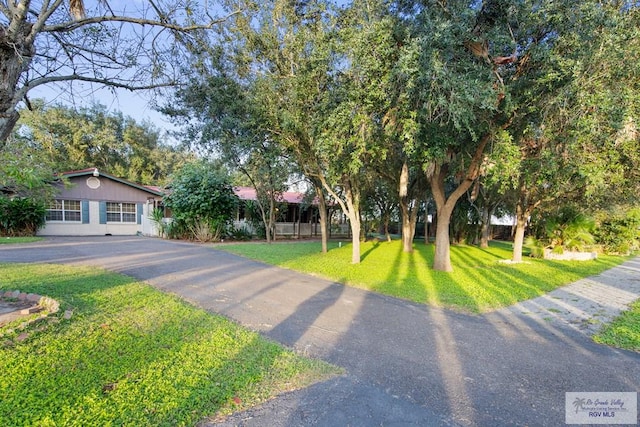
0,263,336,426
360,240,381,262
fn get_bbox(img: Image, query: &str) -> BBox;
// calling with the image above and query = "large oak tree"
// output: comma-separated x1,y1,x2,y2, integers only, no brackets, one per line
0,0,237,143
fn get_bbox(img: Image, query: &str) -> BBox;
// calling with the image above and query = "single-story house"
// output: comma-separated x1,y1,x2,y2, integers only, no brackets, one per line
39,170,344,239
233,186,323,237
38,168,163,236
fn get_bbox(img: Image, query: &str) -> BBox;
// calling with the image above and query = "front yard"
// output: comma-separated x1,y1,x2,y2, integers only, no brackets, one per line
0,263,339,426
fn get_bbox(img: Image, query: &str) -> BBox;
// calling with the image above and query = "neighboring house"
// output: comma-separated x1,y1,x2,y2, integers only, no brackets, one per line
233,186,323,238
38,168,163,236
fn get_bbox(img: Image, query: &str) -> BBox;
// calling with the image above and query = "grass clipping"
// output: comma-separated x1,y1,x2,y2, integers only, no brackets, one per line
0,263,340,426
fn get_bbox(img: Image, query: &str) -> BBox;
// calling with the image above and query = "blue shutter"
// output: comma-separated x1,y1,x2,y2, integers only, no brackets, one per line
81,200,89,224
99,201,107,224
137,203,143,224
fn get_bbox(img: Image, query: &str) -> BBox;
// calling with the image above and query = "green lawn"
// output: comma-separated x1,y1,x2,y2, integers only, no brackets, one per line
0,236,43,244
218,240,628,313
0,263,340,426
594,299,640,352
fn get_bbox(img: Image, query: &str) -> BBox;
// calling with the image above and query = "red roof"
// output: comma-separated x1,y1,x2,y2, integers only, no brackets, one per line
234,186,314,205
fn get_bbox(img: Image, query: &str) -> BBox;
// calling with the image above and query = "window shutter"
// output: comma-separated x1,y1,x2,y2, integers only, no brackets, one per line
137,203,143,225
99,201,107,224
81,200,90,224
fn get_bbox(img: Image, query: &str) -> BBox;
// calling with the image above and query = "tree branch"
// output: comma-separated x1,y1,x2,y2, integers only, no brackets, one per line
0,2,11,16
22,73,177,95
42,10,242,34
7,0,31,38
29,0,63,42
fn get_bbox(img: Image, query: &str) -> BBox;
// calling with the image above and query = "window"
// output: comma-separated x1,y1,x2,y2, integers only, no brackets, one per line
46,200,81,222
106,202,136,223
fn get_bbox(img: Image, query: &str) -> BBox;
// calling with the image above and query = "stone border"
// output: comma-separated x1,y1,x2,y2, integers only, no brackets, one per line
1,290,60,314
543,249,598,261
0,291,63,341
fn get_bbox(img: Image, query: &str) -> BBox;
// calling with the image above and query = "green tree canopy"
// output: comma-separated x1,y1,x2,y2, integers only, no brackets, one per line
16,101,193,185
163,160,238,241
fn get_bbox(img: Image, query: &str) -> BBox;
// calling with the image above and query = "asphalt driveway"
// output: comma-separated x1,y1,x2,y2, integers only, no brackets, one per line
1,236,638,426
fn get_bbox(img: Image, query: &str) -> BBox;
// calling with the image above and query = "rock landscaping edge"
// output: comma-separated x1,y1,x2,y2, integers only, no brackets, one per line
0,291,65,342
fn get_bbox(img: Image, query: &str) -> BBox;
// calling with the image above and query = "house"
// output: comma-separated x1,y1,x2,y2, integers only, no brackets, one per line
39,169,334,239
38,168,163,236
233,186,323,238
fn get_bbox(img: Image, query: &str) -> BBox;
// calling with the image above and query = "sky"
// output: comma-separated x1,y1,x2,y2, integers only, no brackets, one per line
27,0,352,138
30,79,177,135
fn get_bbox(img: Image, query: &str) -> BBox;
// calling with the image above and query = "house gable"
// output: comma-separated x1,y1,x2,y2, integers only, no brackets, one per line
57,168,163,201
57,175,161,202
39,169,163,237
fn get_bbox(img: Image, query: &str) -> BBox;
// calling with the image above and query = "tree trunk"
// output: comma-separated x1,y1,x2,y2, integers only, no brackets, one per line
349,212,361,264
430,166,460,272
384,212,391,242
269,194,277,242
398,161,421,252
1,23,35,144
344,180,362,264
512,214,527,262
399,161,414,252
399,202,416,252
263,209,272,244
427,133,492,271
512,200,533,262
314,183,329,253
433,204,454,272
317,173,362,263
479,204,491,248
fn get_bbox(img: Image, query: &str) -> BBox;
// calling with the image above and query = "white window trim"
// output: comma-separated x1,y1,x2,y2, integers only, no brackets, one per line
46,199,82,223
106,202,137,223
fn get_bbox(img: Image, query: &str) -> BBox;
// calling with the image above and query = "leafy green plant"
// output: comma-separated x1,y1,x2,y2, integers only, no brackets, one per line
150,207,168,238
164,161,238,242
595,208,640,255
0,197,46,236
529,206,596,254
544,208,595,252
227,224,253,241
524,236,545,258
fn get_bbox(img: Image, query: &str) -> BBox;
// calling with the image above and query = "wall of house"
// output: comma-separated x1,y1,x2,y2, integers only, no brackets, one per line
58,176,153,201
38,175,161,236
39,201,155,236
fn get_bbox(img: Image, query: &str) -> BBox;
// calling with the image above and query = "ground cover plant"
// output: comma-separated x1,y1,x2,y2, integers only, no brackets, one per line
218,240,628,313
0,263,339,426
0,237,43,244
594,299,640,352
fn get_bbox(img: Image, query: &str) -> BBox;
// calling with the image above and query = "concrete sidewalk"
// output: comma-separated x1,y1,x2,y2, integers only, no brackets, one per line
1,236,639,426
494,257,640,336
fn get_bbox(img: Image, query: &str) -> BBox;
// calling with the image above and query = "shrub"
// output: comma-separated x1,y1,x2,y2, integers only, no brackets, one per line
0,197,46,236
524,236,545,258
530,206,595,253
164,161,238,241
189,218,225,243
150,207,169,238
595,208,640,254
227,224,253,241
